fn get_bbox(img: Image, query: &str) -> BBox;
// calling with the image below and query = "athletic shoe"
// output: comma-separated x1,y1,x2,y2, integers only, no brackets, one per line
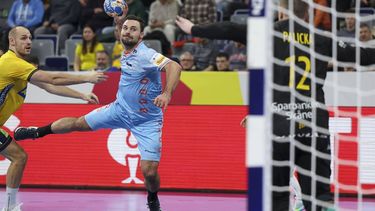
14,127,38,141
147,199,162,211
1,202,23,211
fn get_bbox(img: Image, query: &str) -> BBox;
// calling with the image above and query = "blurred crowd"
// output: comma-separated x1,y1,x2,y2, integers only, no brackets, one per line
0,0,374,72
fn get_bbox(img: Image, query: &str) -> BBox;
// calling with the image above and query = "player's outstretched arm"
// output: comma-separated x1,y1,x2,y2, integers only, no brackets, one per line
175,16,246,45
29,70,108,85
337,41,375,65
31,81,99,104
154,61,182,110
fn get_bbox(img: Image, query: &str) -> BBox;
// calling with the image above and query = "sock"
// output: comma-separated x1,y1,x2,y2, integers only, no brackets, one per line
36,124,53,138
147,191,158,202
5,187,18,209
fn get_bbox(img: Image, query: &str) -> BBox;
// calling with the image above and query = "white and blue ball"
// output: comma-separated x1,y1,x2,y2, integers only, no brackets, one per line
103,0,126,16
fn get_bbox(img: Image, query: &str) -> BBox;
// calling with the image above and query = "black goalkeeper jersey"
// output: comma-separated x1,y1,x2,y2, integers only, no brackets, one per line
272,19,375,137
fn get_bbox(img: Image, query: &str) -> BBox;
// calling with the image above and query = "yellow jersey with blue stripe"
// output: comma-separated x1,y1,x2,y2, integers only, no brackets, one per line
0,50,37,126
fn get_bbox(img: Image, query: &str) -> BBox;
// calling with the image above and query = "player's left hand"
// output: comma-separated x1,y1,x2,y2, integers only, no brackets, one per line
154,93,171,111
112,3,128,22
82,93,99,104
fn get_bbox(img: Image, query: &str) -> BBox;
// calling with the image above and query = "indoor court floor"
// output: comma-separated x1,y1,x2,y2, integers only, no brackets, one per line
0,188,246,211
0,188,374,210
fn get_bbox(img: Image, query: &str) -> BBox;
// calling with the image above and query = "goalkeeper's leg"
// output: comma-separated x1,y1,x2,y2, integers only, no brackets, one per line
272,141,291,211
297,137,332,211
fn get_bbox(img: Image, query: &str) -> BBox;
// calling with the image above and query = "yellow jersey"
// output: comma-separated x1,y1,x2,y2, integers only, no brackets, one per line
0,50,37,126
112,41,124,68
75,43,104,71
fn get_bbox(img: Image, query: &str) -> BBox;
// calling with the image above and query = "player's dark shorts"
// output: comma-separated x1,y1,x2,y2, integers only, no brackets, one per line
0,128,12,152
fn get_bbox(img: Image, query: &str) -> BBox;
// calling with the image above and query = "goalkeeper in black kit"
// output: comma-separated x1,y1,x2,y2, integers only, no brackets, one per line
273,1,375,211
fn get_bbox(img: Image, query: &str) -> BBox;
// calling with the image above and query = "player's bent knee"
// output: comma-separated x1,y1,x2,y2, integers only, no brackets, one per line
7,145,28,165
14,150,28,165
74,116,92,131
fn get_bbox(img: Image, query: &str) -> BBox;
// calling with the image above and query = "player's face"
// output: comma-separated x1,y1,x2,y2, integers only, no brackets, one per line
10,28,32,56
121,20,144,49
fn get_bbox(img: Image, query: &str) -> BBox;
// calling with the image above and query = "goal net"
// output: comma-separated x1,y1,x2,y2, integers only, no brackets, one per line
247,1,375,211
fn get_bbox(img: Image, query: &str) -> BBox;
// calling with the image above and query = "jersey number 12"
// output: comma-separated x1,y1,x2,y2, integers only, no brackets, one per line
285,55,311,91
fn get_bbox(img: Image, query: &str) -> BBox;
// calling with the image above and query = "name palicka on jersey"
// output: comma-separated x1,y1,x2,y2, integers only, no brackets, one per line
282,31,311,45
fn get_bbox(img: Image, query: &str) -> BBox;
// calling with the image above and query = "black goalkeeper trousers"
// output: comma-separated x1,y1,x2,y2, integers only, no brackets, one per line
271,137,332,211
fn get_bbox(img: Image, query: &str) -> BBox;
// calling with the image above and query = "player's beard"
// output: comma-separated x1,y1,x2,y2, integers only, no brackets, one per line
121,37,138,50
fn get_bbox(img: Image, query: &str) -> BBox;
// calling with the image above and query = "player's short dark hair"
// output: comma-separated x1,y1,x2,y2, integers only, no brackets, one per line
216,52,229,60
125,15,145,32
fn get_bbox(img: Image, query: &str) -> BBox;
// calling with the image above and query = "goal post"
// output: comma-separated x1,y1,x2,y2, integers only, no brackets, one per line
247,0,274,211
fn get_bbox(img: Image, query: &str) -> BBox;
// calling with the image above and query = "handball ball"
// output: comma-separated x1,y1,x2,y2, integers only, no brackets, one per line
104,0,126,16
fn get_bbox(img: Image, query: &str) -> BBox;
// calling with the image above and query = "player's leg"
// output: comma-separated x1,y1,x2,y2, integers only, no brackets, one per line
296,136,332,211
295,145,312,210
272,140,291,211
131,119,162,211
0,129,27,210
14,116,91,141
315,136,333,210
141,160,161,210
14,103,121,141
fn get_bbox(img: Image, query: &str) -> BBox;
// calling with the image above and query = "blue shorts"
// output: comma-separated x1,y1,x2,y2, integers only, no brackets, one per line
85,102,163,161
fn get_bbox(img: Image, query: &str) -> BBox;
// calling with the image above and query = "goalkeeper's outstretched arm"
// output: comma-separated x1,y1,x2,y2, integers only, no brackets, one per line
175,16,246,45
337,41,375,65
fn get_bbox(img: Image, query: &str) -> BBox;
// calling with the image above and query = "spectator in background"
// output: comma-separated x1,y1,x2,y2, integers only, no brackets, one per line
314,0,331,30
74,25,104,71
360,23,374,43
7,0,44,33
223,41,246,71
144,0,179,43
127,0,147,23
337,10,356,38
111,27,124,70
180,0,217,24
80,0,113,33
192,38,218,71
358,0,375,8
93,50,115,71
141,0,155,8
215,52,231,71
34,0,81,52
179,51,196,70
